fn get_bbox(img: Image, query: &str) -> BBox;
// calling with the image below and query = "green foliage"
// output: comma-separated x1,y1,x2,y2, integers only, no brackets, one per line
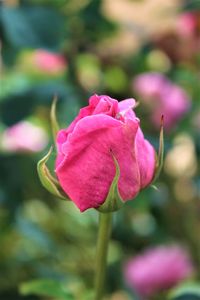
0,82,76,125
183,0,200,11
0,6,65,51
20,279,74,299
78,0,116,42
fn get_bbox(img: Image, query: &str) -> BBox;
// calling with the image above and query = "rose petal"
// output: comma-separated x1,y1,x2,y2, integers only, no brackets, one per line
135,128,156,188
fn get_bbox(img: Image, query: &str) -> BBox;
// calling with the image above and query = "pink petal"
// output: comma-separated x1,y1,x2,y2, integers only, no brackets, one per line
135,128,156,188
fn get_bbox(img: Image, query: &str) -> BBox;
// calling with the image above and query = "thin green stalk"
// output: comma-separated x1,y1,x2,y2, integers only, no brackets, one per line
94,212,112,300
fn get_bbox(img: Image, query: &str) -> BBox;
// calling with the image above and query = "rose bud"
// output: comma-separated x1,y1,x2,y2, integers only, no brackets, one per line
54,94,157,212
123,245,194,298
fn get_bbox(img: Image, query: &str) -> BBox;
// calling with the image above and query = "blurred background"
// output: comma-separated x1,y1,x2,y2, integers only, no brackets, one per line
0,0,200,299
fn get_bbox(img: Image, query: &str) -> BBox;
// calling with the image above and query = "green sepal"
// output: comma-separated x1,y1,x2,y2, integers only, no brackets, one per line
37,147,69,200
97,153,124,213
153,115,164,183
50,96,60,143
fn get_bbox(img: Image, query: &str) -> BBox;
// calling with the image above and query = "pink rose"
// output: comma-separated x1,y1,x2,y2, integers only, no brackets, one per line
55,94,156,212
133,72,191,131
1,121,48,153
124,245,194,298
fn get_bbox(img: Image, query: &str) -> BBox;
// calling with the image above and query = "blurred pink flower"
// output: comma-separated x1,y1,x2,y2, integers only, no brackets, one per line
34,49,67,75
1,121,48,153
133,73,170,100
177,12,197,37
124,245,194,298
133,72,191,131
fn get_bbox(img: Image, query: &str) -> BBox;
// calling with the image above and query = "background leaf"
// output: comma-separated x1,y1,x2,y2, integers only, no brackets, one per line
20,279,74,300
169,283,200,300
0,6,65,51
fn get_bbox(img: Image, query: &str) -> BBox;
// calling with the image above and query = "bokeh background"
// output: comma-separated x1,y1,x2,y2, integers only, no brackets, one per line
0,0,200,299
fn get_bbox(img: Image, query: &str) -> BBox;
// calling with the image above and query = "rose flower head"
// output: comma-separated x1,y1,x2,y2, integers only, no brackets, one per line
54,94,156,212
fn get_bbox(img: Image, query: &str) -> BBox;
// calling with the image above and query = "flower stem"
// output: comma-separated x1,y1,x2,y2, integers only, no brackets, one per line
94,212,112,300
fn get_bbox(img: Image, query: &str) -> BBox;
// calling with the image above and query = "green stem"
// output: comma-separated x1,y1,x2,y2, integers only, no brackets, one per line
94,212,112,300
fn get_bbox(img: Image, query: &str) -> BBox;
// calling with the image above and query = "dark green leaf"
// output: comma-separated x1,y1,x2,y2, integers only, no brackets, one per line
0,6,65,50
0,82,74,125
183,0,200,11
79,0,116,42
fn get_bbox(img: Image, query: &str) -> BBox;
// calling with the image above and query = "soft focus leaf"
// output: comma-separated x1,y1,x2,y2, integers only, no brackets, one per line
79,0,116,42
0,6,65,50
19,279,74,299
183,0,200,11
0,82,73,125
169,283,200,300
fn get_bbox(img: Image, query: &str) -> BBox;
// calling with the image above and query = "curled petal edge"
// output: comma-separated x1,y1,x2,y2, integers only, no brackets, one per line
96,152,124,213
37,146,69,200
